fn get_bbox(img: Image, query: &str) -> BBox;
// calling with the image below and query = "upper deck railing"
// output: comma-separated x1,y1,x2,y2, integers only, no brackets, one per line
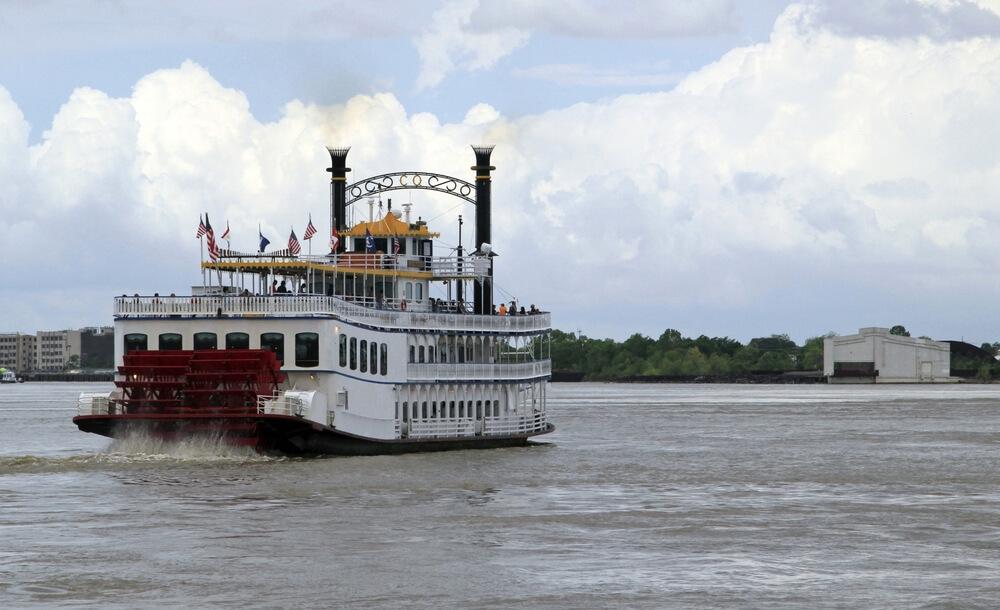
114,295,551,334
218,251,489,280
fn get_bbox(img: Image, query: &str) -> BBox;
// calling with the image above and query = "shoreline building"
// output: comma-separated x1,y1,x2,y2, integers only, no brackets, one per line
0,327,114,373
824,327,957,384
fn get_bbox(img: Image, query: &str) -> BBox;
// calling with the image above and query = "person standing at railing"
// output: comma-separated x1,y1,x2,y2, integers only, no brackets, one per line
498,303,507,316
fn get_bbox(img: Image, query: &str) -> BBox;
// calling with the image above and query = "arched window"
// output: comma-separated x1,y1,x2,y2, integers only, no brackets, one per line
193,332,217,350
295,332,319,367
158,333,183,351
226,332,249,350
124,333,147,354
260,333,284,364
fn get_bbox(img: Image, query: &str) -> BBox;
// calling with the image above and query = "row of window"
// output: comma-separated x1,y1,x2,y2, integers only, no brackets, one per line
399,400,501,421
123,332,320,368
339,334,389,376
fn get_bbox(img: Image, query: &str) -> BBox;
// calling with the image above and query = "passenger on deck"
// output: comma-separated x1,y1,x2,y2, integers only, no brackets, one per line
277,281,287,294
376,291,385,309
498,303,507,316
529,304,539,314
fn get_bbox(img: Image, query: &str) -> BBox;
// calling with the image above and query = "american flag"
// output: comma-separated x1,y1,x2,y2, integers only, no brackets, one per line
289,229,301,255
303,216,317,240
196,215,207,238
205,214,220,262
330,226,340,252
393,233,400,255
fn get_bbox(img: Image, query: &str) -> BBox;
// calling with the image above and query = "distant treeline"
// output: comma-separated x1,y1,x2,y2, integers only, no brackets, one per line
552,328,1000,382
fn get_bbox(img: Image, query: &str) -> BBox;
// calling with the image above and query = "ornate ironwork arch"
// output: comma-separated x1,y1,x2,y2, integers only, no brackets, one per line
345,172,476,206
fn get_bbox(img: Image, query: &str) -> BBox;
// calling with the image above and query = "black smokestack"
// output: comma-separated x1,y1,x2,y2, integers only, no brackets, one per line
472,145,495,315
326,147,351,249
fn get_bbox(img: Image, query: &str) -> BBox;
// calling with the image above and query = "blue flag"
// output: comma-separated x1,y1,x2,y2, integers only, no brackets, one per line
259,230,270,253
365,229,375,253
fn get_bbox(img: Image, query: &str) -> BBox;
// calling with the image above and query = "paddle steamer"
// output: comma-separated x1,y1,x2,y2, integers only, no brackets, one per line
73,146,553,455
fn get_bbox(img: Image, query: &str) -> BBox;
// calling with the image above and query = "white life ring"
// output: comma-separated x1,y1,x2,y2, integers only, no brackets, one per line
400,299,407,311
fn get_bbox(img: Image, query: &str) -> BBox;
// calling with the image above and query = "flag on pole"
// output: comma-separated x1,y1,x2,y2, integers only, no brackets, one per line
303,216,317,240
205,214,220,262
259,227,270,253
330,226,339,252
393,233,400,256
365,229,375,253
196,215,207,238
289,229,301,255
220,221,231,241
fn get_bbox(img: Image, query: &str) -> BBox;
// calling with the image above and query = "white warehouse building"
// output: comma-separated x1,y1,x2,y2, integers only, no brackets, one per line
824,327,957,383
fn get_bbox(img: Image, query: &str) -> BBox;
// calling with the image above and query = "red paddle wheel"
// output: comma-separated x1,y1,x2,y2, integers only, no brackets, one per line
110,349,286,448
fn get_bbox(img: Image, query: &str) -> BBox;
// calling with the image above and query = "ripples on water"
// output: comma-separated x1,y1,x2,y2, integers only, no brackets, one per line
3,382,1000,608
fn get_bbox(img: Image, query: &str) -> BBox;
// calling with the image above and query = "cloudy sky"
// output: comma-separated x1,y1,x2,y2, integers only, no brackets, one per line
3,0,1000,345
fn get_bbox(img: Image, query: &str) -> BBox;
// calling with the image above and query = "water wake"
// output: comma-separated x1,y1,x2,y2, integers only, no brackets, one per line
105,432,264,461
1,434,273,474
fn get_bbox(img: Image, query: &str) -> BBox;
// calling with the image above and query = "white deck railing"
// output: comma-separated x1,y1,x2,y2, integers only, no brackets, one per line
404,413,547,439
483,412,549,436
115,295,551,333
406,361,551,381
258,394,306,417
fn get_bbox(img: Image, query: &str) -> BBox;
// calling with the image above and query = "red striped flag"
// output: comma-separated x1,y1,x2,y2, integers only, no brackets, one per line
196,215,207,238
205,214,220,262
303,216,317,240
289,229,301,255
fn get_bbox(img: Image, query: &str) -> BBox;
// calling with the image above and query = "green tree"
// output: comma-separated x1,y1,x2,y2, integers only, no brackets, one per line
800,333,835,371
889,325,910,337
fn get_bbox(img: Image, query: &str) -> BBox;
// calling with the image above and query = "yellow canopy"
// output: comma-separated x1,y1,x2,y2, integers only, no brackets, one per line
344,212,439,238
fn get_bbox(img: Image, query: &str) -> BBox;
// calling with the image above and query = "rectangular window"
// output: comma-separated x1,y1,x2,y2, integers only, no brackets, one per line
340,334,348,368
350,337,357,370
380,344,388,376
360,340,368,373
295,333,319,368
370,343,378,375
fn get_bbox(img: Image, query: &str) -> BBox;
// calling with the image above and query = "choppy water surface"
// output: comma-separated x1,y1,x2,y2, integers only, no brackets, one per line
3,382,1000,608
